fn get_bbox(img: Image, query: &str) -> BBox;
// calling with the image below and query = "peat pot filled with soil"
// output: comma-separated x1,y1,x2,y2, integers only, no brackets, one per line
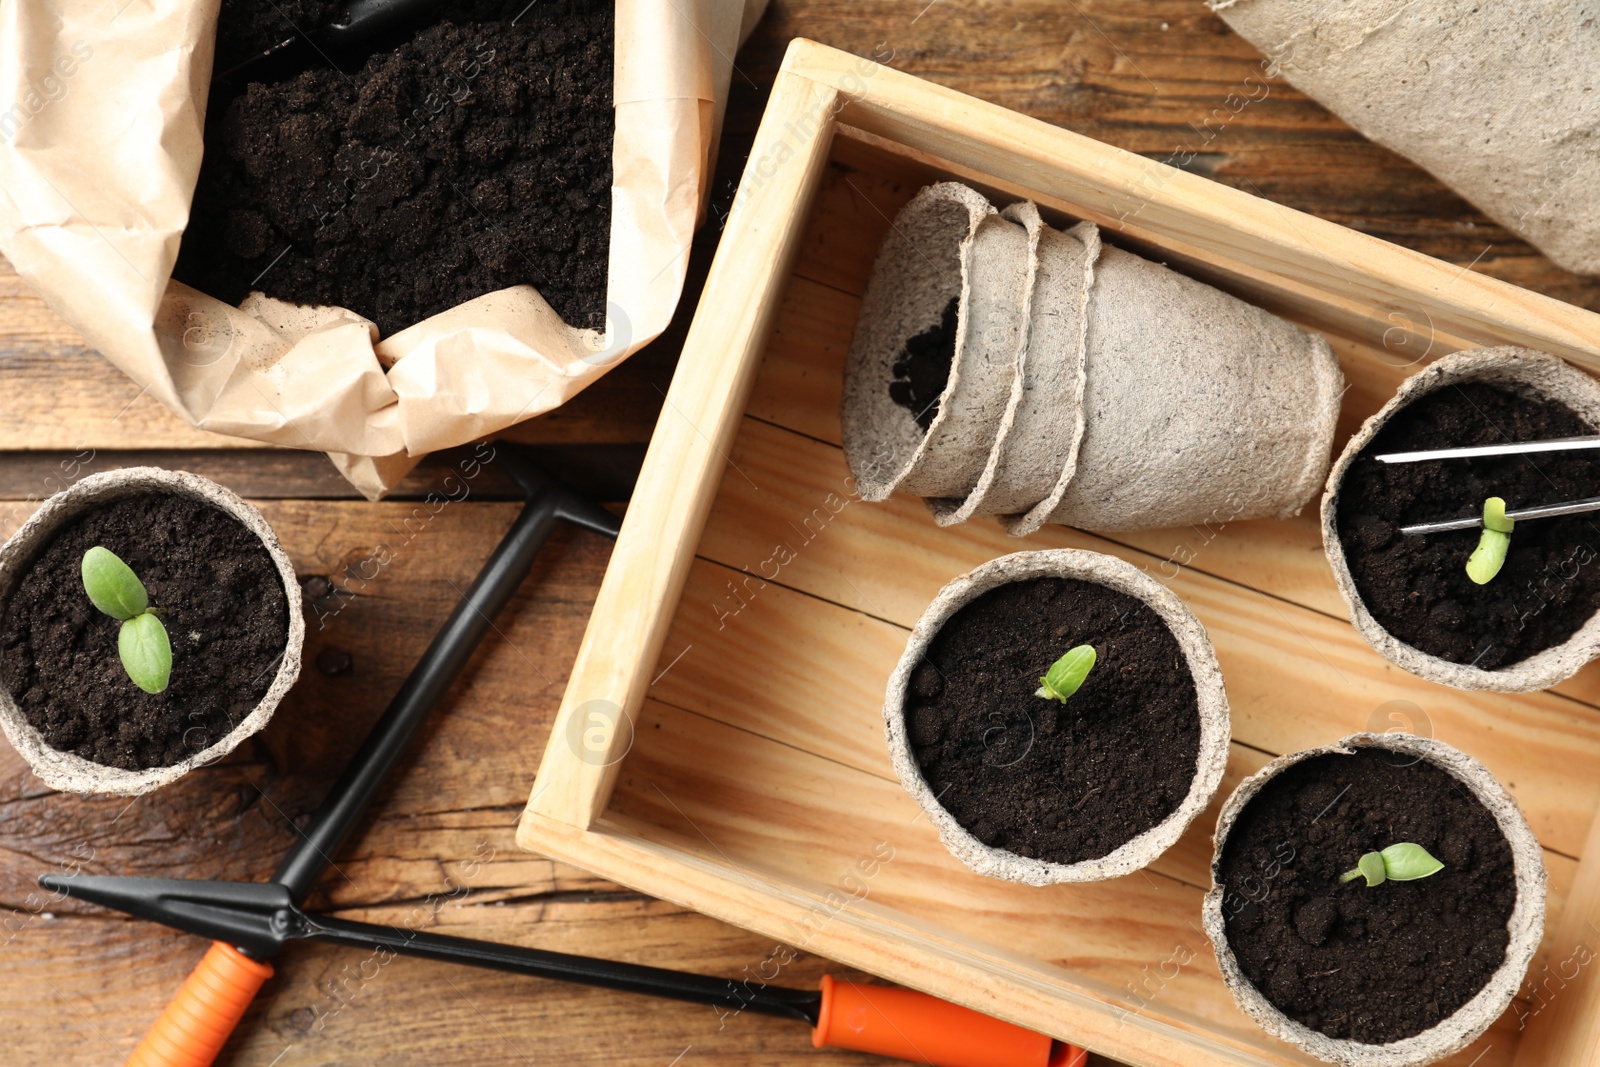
1203,733,1545,1067
0,469,304,795
1325,347,1600,691
884,549,1231,884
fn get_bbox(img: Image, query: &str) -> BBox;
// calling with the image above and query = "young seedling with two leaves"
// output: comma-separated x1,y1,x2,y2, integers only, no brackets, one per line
81,547,172,694
1339,842,1444,887
1036,644,1096,704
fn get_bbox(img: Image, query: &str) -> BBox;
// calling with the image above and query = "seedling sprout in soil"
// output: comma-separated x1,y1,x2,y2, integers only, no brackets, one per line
1035,644,1095,703
81,546,171,694
1465,496,1514,585
1339,842,1445,887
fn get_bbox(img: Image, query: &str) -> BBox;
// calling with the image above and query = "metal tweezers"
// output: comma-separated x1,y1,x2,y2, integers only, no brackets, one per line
1372,435,1600,536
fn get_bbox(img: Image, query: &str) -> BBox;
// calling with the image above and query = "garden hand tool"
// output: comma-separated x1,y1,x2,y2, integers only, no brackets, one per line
217,0,451,83
1374,436,1600,534
1400,496,1600,535
43,873,1082,1067
1375,434,1600,464
43,446,1083,1067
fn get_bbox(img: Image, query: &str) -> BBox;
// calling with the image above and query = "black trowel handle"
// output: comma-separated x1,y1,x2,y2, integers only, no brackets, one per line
272,457,619,901
216,0,449,83
322,0,452,45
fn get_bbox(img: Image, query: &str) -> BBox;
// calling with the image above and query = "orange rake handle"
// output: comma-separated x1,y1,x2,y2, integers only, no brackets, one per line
125,942,273,1067
813,974,1087,1067
124,945,1086,1067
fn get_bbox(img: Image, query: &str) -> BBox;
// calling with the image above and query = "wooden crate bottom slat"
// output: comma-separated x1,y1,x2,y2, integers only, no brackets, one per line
682,414,1600,860
650,549,1583,953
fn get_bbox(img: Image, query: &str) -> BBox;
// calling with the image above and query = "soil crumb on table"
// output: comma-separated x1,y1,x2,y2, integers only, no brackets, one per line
180,0,614,338
907,576,1201,865
0,493,289,771
1217,748,1516,1044
1337,382,1600,669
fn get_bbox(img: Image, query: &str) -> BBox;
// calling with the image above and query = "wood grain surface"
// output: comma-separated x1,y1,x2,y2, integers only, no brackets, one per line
5,2,1599,1065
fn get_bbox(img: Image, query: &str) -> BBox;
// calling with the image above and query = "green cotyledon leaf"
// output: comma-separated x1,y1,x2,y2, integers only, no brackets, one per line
1341,842,1444,887
1466,497,1513,585
118,611,172,695
81,546,148,620
1035,644,1096,704
1379,842,1446,882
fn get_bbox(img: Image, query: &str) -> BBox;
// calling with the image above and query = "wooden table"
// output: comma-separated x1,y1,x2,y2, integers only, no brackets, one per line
3,3,1596,1065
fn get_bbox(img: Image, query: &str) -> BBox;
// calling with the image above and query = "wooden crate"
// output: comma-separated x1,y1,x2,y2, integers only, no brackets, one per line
517,39,1600,1067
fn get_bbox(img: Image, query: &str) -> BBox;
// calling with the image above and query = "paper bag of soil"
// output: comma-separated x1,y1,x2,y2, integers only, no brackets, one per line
0,0,764,496
1209,0,1600,276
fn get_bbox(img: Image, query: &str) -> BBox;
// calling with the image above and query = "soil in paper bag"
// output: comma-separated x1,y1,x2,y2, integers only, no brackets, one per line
179,0,613,337
215,0,344,63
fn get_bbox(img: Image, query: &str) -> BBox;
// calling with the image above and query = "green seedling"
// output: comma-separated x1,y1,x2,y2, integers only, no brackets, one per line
81,546,171,694
1339,842,1445,887
1465,496,1514,585
1035,644,1096,704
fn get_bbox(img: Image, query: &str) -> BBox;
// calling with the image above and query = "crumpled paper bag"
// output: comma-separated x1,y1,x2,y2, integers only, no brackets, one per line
1210,0,1600,277
0,0,765,497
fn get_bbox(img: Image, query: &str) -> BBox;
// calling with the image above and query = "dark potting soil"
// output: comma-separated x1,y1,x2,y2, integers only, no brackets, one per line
0,493,290,772
889,296,959,432
1336,382,1600,670
906,577,1201,865
177,0,613,338
1217,747,1516,1044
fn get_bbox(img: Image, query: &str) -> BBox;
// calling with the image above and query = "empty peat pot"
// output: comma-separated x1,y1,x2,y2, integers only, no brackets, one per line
842,182,1035,503
842,180,1343,534
1209,0,1600,277
1004,235,1340,535
884,549,1230,884
0,468,304,795
1203,732,1545,1067
1324,346,1600,691
925,204,1098,526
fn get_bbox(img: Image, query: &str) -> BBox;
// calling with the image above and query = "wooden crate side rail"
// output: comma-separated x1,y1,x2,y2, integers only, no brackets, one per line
784,40,1600,369
521,68,840,831
1512,806,1600,1065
